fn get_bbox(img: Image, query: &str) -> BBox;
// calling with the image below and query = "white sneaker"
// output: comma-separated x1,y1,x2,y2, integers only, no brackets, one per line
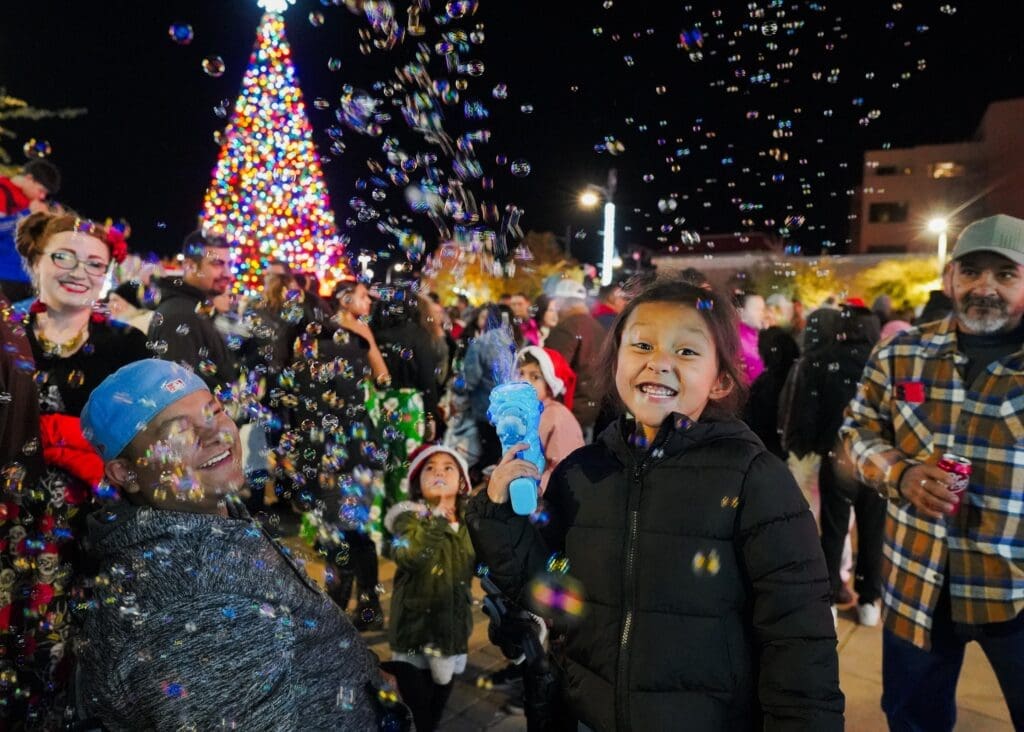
857,602,881,627
830,605,838,628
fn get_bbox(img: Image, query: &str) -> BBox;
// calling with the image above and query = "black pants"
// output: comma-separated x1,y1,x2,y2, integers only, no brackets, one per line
818,453,886,605
472,420,502,482
325,530,380,609
380,661,454,732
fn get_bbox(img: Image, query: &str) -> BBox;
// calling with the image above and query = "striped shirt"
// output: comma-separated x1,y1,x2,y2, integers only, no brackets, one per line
840,314,1024,650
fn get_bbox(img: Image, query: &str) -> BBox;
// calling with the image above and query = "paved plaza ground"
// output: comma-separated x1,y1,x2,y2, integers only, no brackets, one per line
282,533,1013,731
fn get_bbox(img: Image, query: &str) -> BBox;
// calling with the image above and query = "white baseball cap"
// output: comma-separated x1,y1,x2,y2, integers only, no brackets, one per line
553,279,588,300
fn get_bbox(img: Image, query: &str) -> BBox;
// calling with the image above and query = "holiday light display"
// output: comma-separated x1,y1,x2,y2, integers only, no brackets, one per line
202,7,345,294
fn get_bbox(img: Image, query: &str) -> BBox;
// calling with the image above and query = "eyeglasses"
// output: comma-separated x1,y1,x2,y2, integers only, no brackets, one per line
49,251,110,277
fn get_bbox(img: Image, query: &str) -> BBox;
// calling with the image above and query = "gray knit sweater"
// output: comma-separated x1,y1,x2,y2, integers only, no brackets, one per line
75,502,383,731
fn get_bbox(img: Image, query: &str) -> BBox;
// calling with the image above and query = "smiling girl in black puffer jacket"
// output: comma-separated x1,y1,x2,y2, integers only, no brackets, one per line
468,277,844,731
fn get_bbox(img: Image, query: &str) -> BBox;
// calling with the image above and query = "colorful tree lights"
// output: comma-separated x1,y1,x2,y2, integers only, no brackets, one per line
202,10,343,294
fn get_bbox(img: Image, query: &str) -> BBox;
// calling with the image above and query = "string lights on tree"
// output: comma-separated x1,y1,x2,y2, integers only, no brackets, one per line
202,0,346,294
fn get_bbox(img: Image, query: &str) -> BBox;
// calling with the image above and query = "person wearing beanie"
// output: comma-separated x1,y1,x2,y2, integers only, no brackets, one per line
74,359,408,730
0,159,62,301
516,346,585,492
383,444,476,732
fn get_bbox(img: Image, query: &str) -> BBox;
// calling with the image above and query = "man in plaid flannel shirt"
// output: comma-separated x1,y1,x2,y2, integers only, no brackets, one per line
841,213,1024,731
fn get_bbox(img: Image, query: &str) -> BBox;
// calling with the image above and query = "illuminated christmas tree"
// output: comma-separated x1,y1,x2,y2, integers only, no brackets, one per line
203,0,343,294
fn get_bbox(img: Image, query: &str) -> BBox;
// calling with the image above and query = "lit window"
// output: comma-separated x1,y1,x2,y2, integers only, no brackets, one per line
931,162,966,179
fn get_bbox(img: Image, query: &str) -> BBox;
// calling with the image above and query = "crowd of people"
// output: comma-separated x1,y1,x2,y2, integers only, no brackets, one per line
1,155,1022,731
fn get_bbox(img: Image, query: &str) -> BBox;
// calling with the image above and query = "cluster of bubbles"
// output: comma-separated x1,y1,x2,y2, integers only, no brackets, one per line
305,0,529,276
578,1,960,254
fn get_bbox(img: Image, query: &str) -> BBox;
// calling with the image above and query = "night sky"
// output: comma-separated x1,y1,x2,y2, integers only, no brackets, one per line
3,0,1024,266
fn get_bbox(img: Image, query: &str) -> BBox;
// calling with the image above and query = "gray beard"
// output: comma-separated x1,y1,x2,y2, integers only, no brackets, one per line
956,309,1010,334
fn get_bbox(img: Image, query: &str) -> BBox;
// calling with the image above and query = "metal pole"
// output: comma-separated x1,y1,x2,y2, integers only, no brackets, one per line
602,202,616,286
601,169,618,286
937,231,948,275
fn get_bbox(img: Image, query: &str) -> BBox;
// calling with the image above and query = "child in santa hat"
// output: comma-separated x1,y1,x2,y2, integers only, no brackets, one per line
383,444,476,732
515,346,586,492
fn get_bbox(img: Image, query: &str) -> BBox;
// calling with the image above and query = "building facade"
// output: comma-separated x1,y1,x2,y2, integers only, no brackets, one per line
855,98,1024,254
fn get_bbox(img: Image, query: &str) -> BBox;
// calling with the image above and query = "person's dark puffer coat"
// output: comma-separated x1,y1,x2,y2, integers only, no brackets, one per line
151,279,240,394
467,415,844,731
788,305,881,457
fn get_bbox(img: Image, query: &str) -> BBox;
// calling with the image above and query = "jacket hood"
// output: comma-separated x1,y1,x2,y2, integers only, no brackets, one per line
757,326,800,372
84,501,248,557
836,305,881,347
383,499,449,533
156,278,206,303
599,412,763,467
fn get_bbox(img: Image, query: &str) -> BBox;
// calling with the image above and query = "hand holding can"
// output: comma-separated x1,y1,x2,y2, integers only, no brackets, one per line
937,453,972,516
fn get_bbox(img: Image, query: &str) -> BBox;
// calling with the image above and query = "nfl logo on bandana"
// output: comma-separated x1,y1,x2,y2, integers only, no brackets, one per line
163,379,186,393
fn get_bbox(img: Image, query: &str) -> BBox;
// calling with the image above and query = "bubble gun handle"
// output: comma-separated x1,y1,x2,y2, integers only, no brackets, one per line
488,381,546,515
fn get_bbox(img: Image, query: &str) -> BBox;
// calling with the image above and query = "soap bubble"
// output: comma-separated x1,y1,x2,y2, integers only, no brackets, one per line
202,56,226,78
510,159,531,177
23,139,52,159
528,572,585,622
168,23,194,45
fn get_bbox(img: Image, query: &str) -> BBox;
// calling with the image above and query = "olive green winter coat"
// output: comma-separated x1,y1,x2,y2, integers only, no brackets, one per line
385,501,476,656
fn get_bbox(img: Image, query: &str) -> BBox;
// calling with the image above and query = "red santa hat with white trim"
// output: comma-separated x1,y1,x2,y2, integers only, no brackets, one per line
516,346,577,410
406,443,473,496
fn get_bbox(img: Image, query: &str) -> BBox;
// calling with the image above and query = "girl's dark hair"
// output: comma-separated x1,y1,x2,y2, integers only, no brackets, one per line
496,304,524,348
463,303,524,349
372,285,420,331
517,351,539,368
596,276,749,419
516,351,565,403
532,293,552,321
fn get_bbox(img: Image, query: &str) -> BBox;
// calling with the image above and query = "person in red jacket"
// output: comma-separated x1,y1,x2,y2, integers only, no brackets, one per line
0,159,61,301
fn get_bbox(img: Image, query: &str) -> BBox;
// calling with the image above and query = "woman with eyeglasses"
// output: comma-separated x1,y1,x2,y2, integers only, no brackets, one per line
1,211,149,726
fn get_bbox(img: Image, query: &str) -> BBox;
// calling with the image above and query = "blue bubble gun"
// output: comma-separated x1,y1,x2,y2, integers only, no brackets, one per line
487,381,545,515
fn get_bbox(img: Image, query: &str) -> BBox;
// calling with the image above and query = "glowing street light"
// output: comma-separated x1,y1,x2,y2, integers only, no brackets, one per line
928,216,948,274
578,169,618,286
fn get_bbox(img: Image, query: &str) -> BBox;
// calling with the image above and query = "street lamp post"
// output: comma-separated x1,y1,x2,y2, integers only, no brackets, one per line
928,216,949,275
578,169,618,286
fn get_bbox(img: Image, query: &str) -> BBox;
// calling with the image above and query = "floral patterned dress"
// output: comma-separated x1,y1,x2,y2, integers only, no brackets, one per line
0,305,148,727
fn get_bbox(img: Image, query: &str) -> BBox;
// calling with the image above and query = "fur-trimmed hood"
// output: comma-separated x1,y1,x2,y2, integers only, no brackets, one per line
384,499,450,534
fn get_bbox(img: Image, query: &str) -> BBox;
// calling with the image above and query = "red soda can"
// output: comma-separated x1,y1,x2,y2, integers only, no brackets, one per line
937,453,972,515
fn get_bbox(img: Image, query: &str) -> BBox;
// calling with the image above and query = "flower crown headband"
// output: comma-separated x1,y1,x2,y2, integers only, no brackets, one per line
74,218,128,264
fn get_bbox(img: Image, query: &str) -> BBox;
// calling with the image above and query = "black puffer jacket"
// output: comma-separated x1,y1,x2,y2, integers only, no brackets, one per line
787,305,881,456
151,279,240,394
467,415,844,731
